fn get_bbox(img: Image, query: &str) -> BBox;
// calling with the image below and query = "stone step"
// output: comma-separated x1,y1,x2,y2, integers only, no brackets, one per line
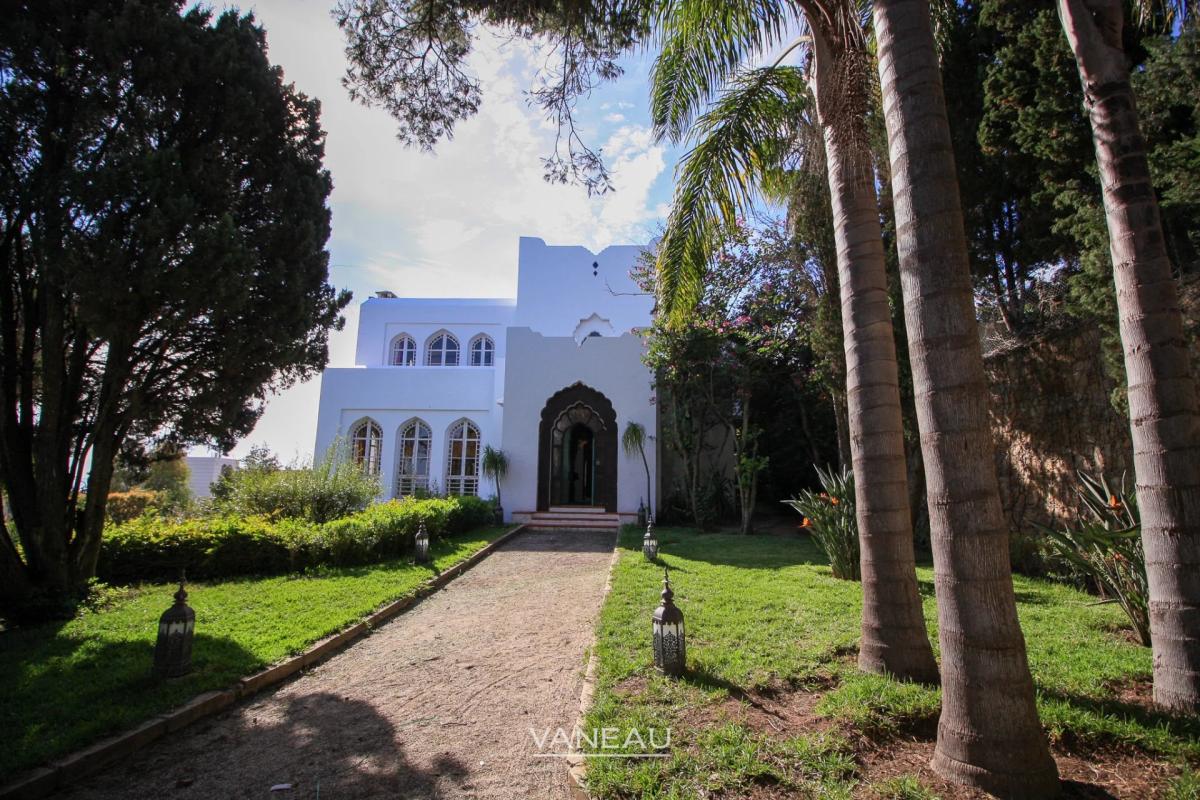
532,513,617,523
547,505,608,514
526,520,620,530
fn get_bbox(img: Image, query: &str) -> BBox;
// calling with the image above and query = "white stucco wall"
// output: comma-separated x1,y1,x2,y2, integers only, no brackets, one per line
511,238,653,337
500,328,656,517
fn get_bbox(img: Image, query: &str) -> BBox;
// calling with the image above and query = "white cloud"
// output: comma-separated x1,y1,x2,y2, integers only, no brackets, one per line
213,0,672,460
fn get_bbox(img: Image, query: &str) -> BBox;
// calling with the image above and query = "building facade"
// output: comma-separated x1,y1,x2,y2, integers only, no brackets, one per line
313,237,657,523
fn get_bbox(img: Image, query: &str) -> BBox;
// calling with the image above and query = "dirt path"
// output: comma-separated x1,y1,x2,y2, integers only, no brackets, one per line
59,529,617,800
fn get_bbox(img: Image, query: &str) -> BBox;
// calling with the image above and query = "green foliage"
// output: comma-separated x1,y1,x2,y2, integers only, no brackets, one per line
1,526,508,778
784,466,859,581
0,0,351,611
104,489,163,525
140,455,192,514
98,496,494,583
213,444,380,524
1037,472,1150,646
481,445,509,508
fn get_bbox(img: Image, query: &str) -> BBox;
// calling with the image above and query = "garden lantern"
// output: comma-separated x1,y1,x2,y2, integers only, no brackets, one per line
414,520,430,563
652,567,686,677
642,519,658,561
153,576,195,678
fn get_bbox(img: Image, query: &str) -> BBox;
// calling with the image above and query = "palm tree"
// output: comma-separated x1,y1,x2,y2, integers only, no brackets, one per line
481,445,509,522
650,0,937,683
871,1,1058,794
622,422,654,520
1056,0,1200,715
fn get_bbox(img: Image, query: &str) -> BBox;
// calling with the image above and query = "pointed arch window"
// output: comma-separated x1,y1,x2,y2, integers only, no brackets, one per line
390,334,417,366
426,332,460,366
350,418,383,476
469,334,494,367
396,419,432,496
445,419,481,496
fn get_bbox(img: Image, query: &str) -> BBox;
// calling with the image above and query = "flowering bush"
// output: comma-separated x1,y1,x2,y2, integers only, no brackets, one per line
1037,471,1149,646
783,466,859,580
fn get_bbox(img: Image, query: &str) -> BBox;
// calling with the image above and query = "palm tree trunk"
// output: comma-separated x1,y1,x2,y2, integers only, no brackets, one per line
808,24,938,684
872,1,1059,794
1058,0,1200,715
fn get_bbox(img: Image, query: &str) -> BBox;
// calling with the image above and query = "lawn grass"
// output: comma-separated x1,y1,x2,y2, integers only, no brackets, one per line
582,526,1200,798
0,525,511,780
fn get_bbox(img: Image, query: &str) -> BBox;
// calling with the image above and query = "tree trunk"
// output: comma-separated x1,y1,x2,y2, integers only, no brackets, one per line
1058,0,1200,715
872,1,1060,795
808,24,938,684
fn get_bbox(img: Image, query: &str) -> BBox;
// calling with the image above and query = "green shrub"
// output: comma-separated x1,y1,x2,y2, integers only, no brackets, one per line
1037,471,1149,646
783,466,859,581
214,443,381,523
98,495,495,582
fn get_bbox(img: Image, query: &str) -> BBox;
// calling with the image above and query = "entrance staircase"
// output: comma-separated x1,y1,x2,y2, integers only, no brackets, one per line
526,506,621,531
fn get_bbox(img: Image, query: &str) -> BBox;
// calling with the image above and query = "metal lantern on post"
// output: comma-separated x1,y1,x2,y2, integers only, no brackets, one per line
642,519,658,561
153,575,195,678
652,567,686,677
414,520,430,563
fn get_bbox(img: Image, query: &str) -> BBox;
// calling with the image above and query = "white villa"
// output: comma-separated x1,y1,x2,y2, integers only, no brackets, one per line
313,237,659,528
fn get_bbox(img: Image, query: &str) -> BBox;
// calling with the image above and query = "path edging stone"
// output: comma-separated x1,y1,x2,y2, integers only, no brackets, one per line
566,535,624,800
0,524,528,800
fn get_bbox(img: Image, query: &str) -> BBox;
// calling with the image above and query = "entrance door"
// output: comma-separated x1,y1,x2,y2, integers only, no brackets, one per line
558,423,595,505
537,384,618,512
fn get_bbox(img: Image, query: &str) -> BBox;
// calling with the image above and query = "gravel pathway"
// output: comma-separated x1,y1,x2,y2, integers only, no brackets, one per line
58,529,617,800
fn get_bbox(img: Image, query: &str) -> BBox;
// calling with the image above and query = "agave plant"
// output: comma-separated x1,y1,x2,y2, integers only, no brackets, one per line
1037,472,1149,646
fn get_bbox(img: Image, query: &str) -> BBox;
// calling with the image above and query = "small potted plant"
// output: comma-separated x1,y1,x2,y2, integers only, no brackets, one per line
482,445,509,525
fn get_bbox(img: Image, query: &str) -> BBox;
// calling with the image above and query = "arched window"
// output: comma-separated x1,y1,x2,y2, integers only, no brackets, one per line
389,334,417,366
469,334,494,367
395,419,432,496
349,418,383,476
425,331,460,366
445,420,481,496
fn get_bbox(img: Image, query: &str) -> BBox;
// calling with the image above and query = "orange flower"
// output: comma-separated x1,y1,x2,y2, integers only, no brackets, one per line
830,497,839,505
801,517,812,528
1108,494,1120,509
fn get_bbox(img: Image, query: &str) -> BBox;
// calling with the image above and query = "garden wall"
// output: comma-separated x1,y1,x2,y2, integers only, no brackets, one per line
984,326,1133,533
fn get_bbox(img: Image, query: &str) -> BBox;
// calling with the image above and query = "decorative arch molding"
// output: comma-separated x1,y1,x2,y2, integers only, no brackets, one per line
572,312,615,345
537,383,617,511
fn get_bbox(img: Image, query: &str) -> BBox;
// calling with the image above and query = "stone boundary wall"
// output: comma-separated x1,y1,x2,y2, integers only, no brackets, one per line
984,326,1133,533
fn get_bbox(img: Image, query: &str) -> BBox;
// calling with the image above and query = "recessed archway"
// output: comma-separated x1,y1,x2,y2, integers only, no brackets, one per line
537,383,617,512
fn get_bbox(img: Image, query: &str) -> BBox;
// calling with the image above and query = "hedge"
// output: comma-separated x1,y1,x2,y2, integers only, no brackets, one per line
98,495,495,583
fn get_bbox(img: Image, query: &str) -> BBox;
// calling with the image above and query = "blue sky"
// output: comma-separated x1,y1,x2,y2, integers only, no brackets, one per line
205,0,684,463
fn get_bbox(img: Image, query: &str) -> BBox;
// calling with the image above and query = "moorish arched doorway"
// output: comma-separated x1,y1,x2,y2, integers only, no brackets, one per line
537,383,617,511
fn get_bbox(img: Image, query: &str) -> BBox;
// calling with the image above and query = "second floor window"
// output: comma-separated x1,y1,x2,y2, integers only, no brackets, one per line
470,335,494,366
426,332,460,366
390,335,416,366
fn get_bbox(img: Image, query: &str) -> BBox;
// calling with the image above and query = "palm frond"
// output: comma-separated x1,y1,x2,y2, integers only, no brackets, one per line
649,0,793,143
655,65,812,321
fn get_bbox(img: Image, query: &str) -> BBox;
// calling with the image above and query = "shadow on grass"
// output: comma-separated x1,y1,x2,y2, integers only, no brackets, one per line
617,527,830,571
60,690,468,798
2,634,262,778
